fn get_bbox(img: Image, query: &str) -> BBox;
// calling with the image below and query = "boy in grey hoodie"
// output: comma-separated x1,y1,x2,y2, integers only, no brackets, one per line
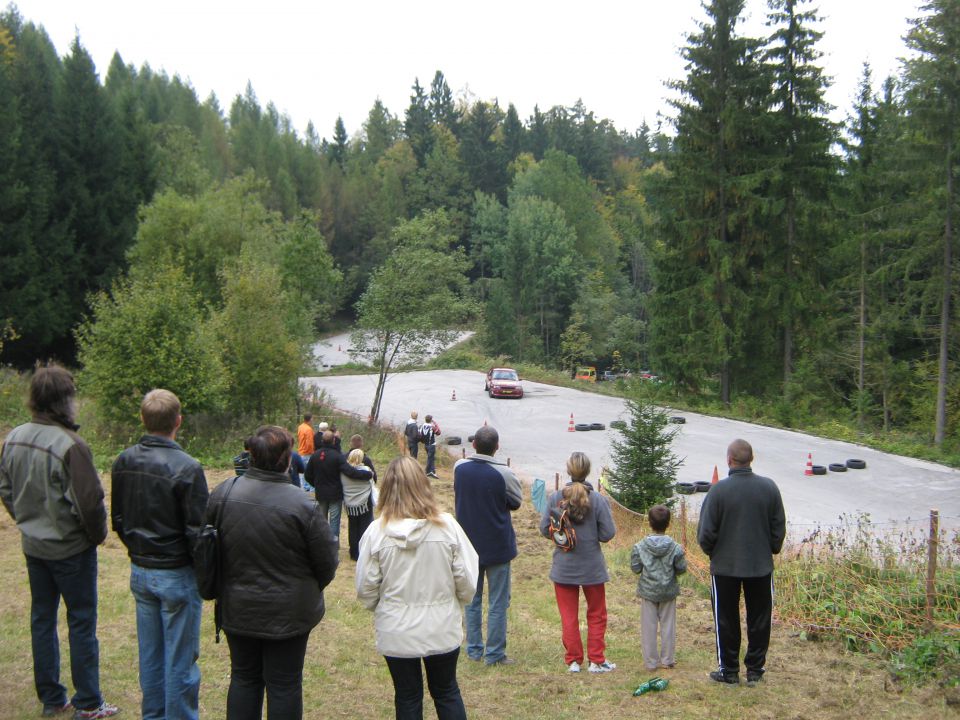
630,505,687,671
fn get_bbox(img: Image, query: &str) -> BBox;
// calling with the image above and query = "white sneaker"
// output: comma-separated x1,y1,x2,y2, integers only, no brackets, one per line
589,661,617,673
568,661,581,673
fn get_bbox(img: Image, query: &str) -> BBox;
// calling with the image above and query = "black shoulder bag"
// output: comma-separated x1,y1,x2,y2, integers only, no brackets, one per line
194,476,238,641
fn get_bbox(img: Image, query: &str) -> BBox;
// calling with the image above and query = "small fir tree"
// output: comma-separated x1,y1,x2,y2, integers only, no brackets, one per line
607,397,683,512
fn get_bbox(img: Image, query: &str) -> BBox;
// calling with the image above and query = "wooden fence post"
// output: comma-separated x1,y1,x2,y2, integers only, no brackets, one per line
555,472,559,492
926,508,939,628
461,448,466,459
680,498,687,551
507,457,511,467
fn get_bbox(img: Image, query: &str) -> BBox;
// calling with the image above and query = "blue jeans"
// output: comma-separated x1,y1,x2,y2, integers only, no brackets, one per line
465,562,511,664
25,546,103,711
130,564,202,720
425,444,437,475
384,649,466,720
316,499,342,542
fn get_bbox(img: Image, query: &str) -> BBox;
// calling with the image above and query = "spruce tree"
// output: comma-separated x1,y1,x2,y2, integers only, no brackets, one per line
903,0,960,445
651,0,771,402
607,396,683,512
763,0,836,398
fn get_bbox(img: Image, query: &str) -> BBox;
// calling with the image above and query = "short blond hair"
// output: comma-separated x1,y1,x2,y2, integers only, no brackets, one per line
141,389,180,434
347,448,365,465
377,457,443,526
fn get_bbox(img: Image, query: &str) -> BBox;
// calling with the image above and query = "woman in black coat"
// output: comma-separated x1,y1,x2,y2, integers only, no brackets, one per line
206,425,339,719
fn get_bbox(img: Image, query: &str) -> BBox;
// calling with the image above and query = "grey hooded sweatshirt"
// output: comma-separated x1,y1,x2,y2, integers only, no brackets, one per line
630,534,687,603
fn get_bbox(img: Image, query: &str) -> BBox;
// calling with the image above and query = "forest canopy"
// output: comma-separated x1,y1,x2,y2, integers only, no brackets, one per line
0,0,956,446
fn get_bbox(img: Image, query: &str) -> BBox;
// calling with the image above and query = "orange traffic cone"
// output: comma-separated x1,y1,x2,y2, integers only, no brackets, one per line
711,465,719,484
451,389,457,401
804,453,813,476
568,413,575,432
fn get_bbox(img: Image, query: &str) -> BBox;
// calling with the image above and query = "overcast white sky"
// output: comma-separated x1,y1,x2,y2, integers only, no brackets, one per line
12,0,919,141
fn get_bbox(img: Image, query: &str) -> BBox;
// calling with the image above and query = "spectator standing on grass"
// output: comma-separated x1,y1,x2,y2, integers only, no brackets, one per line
349,434,377,482
0,366,119,718
342,448,376,561
697,438,786,687
312,421,330,453
305,430,372,545
405,411,420,458
631,504,686,672
207,426,339,719
539,452,617,674
421,414,441,478
111,389,208,720
297,413,314,458
288,449,306,488
357,457,478,720
454,426,522,666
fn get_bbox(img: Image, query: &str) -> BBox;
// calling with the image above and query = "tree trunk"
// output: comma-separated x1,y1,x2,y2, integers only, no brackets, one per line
934,138,953,446
783,194,796,393
857,233,867,432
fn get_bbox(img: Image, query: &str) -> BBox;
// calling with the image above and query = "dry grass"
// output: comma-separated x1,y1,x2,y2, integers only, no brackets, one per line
0,457,957,719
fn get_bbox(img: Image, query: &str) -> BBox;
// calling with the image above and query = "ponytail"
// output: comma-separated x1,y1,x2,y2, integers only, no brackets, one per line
561,481,590,523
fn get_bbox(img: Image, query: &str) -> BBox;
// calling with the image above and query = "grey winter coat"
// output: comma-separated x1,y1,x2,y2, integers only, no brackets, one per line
630,534,687,603
539,481,616,586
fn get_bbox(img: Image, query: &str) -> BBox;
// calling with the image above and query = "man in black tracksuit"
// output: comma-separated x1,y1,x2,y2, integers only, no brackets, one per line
697,438,786,687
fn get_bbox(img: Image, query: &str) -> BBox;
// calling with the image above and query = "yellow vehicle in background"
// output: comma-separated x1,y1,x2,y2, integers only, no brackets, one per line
574,366,597,382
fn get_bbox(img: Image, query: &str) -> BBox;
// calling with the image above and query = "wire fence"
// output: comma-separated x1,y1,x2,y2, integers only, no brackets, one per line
600,486,960,653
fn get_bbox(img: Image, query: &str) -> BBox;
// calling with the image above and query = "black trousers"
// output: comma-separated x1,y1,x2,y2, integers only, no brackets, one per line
225,631,310,719
347,506,374,561
384,648,466,720
710,574,773,676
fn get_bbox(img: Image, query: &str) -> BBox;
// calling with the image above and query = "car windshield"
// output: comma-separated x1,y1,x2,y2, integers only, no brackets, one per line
493,370,518,381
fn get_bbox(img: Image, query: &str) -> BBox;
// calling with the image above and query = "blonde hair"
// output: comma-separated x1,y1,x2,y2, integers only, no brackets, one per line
347,448,365,465
377,457,443,526
563,452,592,522
141,389,180,434
566,452,591,481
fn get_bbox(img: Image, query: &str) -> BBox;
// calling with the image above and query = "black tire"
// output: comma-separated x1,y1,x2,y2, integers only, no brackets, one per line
445,436,462,446
589,422,605,430
574,423,591,431
669,416,686,424
467,435,475,442
811,465,827,475
694,480,712,492
610,420,627,430
846,459,866,470
675,482,695,495
828,463,847,472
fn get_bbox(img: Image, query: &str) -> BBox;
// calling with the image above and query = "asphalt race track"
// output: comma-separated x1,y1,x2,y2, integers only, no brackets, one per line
301,369,960,536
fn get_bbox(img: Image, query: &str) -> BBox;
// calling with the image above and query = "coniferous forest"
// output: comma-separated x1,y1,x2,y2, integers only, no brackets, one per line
0,0,957,449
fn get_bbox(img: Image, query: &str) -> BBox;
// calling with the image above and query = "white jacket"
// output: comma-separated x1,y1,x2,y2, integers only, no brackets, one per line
356,512,479,658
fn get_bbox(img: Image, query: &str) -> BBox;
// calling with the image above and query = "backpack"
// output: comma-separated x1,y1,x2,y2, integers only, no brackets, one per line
404,421,419,442
419,423,434,444
549,504,577,552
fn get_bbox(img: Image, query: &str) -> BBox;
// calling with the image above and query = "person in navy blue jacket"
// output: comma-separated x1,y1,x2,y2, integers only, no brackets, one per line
453,426,522,666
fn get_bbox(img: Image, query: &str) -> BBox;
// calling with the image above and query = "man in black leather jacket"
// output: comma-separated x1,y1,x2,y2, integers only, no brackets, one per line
111,389,209,720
